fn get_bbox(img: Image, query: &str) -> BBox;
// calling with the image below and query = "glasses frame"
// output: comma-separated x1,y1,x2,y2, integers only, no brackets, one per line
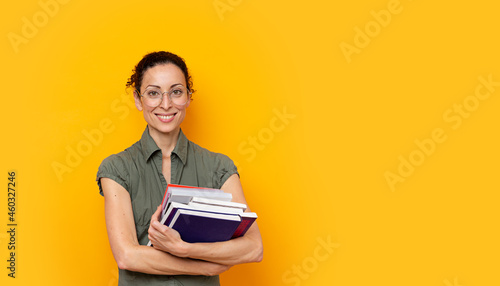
137,84,193,108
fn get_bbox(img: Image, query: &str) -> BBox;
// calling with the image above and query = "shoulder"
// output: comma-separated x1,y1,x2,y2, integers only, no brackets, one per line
186,140,239,189
96,141,142,195
98,141,141,173
188,140,235,168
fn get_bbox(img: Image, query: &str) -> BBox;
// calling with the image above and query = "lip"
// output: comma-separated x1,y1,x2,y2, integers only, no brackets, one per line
155,112,177,123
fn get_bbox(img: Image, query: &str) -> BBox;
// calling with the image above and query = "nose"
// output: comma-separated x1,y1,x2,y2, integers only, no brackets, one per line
159,92,172,109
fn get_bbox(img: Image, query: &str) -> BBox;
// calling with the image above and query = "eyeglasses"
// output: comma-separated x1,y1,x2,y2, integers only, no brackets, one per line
138,85,192,107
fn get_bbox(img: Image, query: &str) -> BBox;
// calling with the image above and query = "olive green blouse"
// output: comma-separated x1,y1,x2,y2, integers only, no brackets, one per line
96,127,238,286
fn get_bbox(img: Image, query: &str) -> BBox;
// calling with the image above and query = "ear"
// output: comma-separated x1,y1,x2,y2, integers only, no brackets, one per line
133,90,143,111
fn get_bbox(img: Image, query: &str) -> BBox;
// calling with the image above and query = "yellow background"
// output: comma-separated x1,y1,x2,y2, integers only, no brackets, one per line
1,0,499,285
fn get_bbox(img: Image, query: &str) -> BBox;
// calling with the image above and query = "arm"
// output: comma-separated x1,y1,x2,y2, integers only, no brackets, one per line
101,177,230,276
148,174,263,266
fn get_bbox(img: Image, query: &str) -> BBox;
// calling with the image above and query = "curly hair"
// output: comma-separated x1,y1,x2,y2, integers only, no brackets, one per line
126,51,194,95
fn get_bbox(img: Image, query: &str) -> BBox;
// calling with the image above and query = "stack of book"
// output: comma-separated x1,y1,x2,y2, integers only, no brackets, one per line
147,184,257,245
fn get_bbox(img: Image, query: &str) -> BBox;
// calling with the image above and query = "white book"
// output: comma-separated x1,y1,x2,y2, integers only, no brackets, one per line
168,209,241,228
161,186,226,214
189,197,247,212
167,186,224,195
188,202,244,214
168,189,232,205
240,212,258,219
163,202,243,224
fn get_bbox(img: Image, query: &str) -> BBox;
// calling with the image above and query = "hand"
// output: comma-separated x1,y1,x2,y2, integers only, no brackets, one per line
148,205,189,257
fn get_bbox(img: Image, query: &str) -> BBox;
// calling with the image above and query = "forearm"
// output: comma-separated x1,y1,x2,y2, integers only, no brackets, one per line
101,178,228,276
148,175,264,266
118,243,227,276
184,175,263,265
184,225,263,266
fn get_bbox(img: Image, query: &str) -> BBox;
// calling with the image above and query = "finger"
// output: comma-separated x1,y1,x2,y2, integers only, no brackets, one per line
149,230,163,246
149,223,166,240
150,208,160,225
151,220,167,232
155,204,162,216
148,224,156,236
148,225,157,238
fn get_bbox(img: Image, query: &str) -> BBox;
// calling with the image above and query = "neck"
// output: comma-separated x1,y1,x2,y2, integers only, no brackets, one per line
148,126,181,157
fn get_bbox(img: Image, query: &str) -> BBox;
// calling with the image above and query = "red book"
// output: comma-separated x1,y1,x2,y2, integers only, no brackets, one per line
232,212,258,238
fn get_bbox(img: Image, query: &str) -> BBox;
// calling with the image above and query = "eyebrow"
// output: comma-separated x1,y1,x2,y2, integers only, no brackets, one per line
145,83,183,89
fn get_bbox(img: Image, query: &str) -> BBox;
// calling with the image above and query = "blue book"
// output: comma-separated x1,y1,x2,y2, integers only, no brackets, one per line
168,209,241,243
147,202,243,246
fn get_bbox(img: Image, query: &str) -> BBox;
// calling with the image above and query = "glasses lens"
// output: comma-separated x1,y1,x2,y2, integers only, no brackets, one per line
141,86,190,107
142,87,163,107
169,86,189,106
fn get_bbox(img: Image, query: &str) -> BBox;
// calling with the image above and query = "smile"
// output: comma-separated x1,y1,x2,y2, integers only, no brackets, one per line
156,113,177,123
158,114,174,120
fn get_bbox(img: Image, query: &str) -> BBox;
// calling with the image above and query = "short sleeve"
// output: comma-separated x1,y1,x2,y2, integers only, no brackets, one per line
96,154,130,196
213,154,239,189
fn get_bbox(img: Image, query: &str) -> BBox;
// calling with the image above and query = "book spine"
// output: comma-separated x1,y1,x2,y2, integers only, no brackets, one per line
231,217,256,238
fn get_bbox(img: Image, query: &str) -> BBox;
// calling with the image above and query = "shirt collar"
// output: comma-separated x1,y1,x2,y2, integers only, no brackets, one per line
140,126,188,165
172,129,188,165
140,127,161,161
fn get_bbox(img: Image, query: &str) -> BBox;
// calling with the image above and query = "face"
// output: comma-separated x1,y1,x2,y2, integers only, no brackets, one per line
134,63,190,138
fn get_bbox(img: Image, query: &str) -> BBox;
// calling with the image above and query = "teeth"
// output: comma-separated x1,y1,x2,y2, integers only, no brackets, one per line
158,115,174,120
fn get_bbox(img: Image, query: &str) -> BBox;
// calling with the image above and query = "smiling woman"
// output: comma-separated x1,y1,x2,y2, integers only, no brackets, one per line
132,63,191,142
95,51,263,286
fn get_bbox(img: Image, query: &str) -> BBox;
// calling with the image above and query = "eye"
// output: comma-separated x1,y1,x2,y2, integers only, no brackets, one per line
171,88,185,97
146,90,161,97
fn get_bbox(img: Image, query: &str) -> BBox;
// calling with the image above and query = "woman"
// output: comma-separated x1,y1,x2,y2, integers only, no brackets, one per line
96,51,263,285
